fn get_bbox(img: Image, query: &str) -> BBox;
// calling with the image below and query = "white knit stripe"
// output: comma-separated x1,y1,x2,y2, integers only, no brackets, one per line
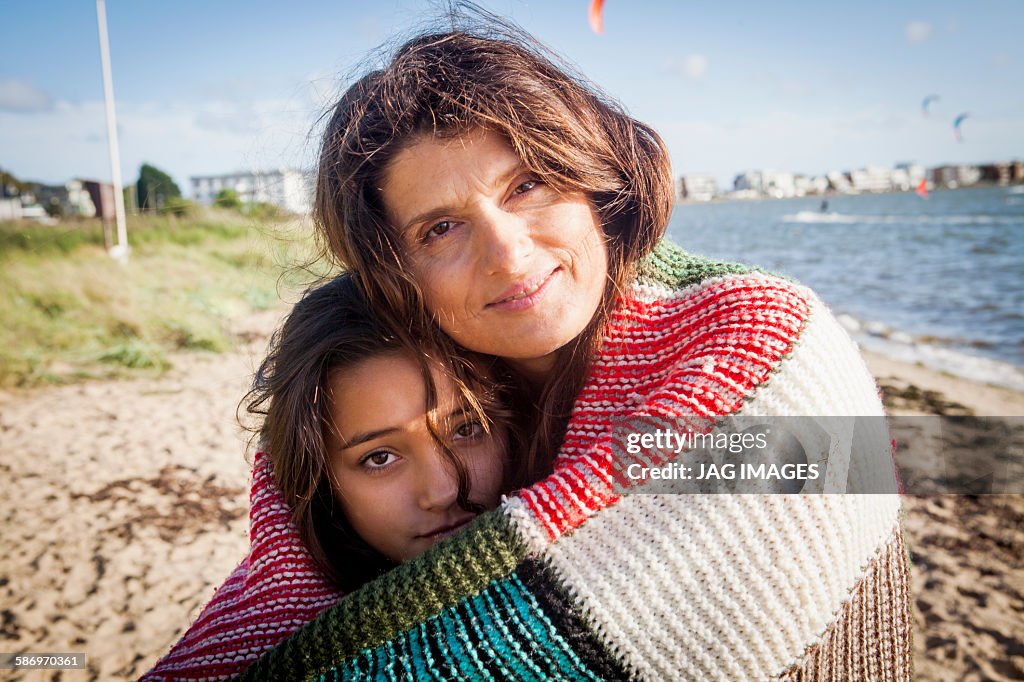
500,497,551,555
737,294,900,496
539,493,901,681
738,293,884,419
531,300,902,680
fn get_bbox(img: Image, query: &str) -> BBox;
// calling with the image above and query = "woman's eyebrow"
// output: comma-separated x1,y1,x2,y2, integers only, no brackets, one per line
399,161,527,234
401,207,451,234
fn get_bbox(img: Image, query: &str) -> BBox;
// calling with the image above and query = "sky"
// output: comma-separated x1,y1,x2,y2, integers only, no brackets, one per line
2,0,1022,193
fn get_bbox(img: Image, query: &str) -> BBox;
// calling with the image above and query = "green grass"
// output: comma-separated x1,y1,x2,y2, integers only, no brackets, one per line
0,210,337,388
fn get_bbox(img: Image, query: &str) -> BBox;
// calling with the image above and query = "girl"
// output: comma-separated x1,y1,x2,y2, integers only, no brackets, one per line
244,274,519,592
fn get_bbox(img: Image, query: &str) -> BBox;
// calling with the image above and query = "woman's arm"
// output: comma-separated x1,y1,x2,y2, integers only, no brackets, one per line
233,252,910,681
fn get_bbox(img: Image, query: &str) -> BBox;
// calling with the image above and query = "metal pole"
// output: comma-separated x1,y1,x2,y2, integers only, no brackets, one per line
96,0,129,260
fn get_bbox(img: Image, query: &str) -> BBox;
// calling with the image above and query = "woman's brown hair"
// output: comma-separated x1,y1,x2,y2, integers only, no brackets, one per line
314,10,674,484
244,274,518,591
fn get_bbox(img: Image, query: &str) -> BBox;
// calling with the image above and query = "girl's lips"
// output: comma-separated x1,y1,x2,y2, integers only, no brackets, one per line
487,267,559,311
418,516,474,540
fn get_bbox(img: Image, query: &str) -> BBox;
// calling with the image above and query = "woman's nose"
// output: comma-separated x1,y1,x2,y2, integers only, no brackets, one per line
477,207,533,275
416,451,460,511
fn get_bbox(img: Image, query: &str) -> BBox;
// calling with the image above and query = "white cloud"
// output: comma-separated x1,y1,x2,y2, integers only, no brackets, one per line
685,55,708,79
905,21,932,43
0,79,52,113
664,54,709,81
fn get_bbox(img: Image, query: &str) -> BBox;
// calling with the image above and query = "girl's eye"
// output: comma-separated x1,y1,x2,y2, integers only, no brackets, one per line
361,450,398,469
454,420,485,440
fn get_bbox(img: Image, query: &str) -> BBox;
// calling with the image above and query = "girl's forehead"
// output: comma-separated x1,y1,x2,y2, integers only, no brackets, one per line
329,351,460,415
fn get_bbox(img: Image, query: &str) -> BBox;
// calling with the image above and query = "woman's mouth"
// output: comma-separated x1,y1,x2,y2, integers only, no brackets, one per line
487,268,559,311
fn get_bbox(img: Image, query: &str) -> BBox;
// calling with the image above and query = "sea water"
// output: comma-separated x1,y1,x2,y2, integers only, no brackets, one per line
667,186,1024,391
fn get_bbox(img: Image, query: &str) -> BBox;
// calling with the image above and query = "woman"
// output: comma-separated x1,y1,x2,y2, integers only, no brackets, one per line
146,21,910,682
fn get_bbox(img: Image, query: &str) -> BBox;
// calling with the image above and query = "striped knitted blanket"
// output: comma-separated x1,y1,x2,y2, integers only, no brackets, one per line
143,241,911,681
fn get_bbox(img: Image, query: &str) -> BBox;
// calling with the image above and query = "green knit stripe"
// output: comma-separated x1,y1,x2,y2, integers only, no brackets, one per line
637,239,756,289
239,511,525,680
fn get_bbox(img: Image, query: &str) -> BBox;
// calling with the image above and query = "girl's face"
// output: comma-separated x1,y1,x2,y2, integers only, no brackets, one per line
381,128,609,384
326,351,507,563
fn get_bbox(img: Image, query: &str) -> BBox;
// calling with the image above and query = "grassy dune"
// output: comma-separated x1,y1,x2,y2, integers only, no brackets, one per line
0,210,333,388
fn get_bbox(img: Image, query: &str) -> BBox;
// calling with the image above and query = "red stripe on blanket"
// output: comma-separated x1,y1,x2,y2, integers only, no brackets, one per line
517,276,811,542
141,452,341,680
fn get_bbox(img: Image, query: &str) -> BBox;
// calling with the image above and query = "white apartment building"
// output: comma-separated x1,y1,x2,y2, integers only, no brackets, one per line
733,170,797,198
825,171,854,193
849,166,893,193
678,174,719,201
793,175,829,196
190,169,313,214
893,163,926,191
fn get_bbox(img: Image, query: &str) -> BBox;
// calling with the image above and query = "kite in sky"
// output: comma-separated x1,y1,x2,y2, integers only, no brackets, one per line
589,0,604,34
921,94,940,117
953,112,970,142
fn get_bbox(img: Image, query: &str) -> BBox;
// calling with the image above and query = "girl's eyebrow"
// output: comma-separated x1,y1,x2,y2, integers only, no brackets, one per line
340,406,480,450
340,427,399,450
399,161,527,234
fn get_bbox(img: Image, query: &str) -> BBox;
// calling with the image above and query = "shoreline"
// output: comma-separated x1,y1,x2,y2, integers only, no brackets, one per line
0,322,1020,680
674,181,1024,205
864,349,1024,417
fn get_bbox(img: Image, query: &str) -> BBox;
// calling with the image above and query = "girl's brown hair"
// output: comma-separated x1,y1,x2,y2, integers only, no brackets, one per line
244,274,517,591
314,13,674,482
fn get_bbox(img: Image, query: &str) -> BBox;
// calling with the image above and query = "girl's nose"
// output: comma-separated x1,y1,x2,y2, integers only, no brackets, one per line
477,207,533,276
416,450,460,511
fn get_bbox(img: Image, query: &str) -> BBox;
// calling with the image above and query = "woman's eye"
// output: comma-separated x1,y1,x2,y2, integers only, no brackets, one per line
362,451,398,469
424,220,452,240
513,179,539,194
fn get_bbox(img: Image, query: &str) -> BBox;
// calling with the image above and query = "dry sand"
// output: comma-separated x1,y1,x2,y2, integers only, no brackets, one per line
0,318,1020,680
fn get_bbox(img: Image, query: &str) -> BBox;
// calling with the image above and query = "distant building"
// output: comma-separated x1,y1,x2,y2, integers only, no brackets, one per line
0,198,20,220
33,179,101,218
826,171,854,194
788,175,828,196
977,161,1024,185
763,171,795,198
931,164,981,188
849,166,893,193
892,163,925,191
733,171,763,194
678,174,718,201
733,170,796,198
190,169,313,214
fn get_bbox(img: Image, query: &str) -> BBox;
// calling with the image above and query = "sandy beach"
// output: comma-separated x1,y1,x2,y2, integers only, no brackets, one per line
0,312,1021,680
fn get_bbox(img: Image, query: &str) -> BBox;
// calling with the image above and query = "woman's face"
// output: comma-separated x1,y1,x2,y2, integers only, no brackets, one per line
382,128,608,382
327,351,506,563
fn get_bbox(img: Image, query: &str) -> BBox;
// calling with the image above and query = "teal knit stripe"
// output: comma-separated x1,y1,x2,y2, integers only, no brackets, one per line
324,571,611,681
238,512,526,681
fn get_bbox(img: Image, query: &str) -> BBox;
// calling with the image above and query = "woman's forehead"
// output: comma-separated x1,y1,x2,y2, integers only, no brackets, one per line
382,129,525,227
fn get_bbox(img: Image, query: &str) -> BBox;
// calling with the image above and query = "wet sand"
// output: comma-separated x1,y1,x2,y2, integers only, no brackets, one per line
0,323,1020,680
